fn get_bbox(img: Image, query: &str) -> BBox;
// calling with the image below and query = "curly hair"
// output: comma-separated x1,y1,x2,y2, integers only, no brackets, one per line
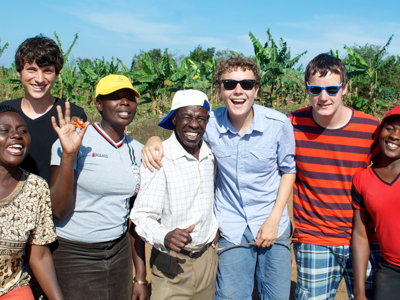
15,34,64,74
304,54,348,88
214,54,261,86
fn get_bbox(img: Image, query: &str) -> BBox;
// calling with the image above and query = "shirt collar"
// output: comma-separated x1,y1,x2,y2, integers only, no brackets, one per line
169,131,212,161
93,122,126,148
216,104,264,135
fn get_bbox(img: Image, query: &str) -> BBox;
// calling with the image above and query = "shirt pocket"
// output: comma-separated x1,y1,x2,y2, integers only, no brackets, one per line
247,149,277,174
213,148,235,170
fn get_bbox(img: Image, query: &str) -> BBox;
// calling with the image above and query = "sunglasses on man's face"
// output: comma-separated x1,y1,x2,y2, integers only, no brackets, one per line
222,79,257,91
307,82,344,96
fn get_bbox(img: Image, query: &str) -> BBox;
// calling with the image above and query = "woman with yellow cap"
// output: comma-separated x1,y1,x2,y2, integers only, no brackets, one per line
49,75,148,300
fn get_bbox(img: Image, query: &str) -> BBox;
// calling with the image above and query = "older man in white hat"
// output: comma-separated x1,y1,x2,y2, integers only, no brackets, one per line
131,89,219,300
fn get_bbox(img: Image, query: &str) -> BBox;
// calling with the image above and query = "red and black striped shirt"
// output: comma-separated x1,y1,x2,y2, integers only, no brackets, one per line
288,107,379,246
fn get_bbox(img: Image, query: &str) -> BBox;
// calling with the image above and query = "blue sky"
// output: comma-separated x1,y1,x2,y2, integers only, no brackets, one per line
1,0,399,69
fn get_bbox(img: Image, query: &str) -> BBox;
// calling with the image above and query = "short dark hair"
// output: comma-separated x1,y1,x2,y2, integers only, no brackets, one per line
214,54,261,86
0,104,19,115
15,35,64,74
304,54,348,89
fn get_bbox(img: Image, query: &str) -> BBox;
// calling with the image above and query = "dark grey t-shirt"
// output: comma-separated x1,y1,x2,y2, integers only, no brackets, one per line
3,98,86,183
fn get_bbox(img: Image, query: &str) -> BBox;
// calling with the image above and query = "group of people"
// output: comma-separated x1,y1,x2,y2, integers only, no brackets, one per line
0,34,398,300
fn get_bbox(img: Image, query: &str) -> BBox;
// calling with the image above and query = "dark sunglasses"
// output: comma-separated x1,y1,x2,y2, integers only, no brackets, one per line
222,79,257,91
307,82,344,96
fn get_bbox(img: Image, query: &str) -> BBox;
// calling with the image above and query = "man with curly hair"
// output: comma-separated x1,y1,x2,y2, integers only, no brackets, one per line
141,55,296,299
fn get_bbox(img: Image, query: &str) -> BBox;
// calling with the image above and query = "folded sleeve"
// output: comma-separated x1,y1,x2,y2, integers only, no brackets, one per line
277,118,296,174
130,163,170,252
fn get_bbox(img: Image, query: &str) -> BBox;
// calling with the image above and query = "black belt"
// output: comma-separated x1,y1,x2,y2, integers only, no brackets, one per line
179,242,212,259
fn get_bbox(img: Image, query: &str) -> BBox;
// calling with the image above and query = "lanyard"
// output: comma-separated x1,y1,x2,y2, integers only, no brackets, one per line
126,136,140,194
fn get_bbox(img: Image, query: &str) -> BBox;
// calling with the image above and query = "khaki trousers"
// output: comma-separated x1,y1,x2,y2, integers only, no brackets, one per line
150,246,218,300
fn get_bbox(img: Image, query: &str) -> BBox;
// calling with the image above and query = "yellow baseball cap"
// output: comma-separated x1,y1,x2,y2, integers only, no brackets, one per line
95,74,140,98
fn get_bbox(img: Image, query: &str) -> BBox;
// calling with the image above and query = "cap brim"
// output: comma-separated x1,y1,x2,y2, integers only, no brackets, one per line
97,86,140,98
158,110,176,130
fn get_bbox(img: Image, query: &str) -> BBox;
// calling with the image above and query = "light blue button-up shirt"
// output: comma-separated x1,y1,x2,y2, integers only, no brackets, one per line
203,104,296,244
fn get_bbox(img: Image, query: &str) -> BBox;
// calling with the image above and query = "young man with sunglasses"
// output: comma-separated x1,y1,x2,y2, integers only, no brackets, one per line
141,55,296,299
288,54,381,300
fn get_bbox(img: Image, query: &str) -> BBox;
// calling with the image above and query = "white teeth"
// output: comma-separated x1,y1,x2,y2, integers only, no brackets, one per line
387,142,399,149
118,112,129,116
32,85,45,89
7,145,23,153
185,132,198,139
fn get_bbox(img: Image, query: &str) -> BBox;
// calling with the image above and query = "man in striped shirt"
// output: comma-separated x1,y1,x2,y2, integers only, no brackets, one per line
288,54,380,300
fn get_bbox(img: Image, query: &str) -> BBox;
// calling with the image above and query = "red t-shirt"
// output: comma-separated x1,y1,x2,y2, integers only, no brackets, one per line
352,167,400,267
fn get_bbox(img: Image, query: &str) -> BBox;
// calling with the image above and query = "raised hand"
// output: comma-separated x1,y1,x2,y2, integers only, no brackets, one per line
51,102,90,155
164,225,195,252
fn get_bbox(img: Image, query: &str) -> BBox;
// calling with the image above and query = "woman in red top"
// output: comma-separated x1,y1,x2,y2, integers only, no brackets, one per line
352,106,400,300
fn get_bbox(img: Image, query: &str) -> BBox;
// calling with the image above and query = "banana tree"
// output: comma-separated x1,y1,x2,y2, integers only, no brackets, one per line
54,32,79,99
0,38,9,59
51,66,86,104
344,34,394,112
197,58,217,101
0,63,23,99
77,57,120,104
130,49,177,115
274,68,307,106
249,29,307,107
172,57,212,91
329,49,357,105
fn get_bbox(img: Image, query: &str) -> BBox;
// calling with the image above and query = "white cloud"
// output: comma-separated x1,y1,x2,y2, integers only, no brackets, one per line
73,12,182,44
72,11,229,50
70,9,400,64
187,36,226,49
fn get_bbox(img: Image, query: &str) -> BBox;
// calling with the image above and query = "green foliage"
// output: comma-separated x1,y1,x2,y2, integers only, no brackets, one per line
351,96,389,114
0,39,9,60
344,35,394,113
0,63,23,95
129,49,177,115
249,29,307,107
139,49,163,65
381,87,397,102
51,66,87,104
214,49,231,62
77,57,121,104
341,37,400,115
54,32,79,65
1,31,399,118
189,45,215,64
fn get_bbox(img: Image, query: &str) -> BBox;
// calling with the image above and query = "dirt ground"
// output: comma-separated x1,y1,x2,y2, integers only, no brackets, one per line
137,194,349,299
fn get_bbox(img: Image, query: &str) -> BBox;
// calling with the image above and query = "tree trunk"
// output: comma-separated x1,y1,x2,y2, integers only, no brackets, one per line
369,82,377,114
58,76,63,99
152,94,156,115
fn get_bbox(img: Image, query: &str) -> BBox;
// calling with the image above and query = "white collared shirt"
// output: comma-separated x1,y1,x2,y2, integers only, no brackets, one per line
130,132,218,252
